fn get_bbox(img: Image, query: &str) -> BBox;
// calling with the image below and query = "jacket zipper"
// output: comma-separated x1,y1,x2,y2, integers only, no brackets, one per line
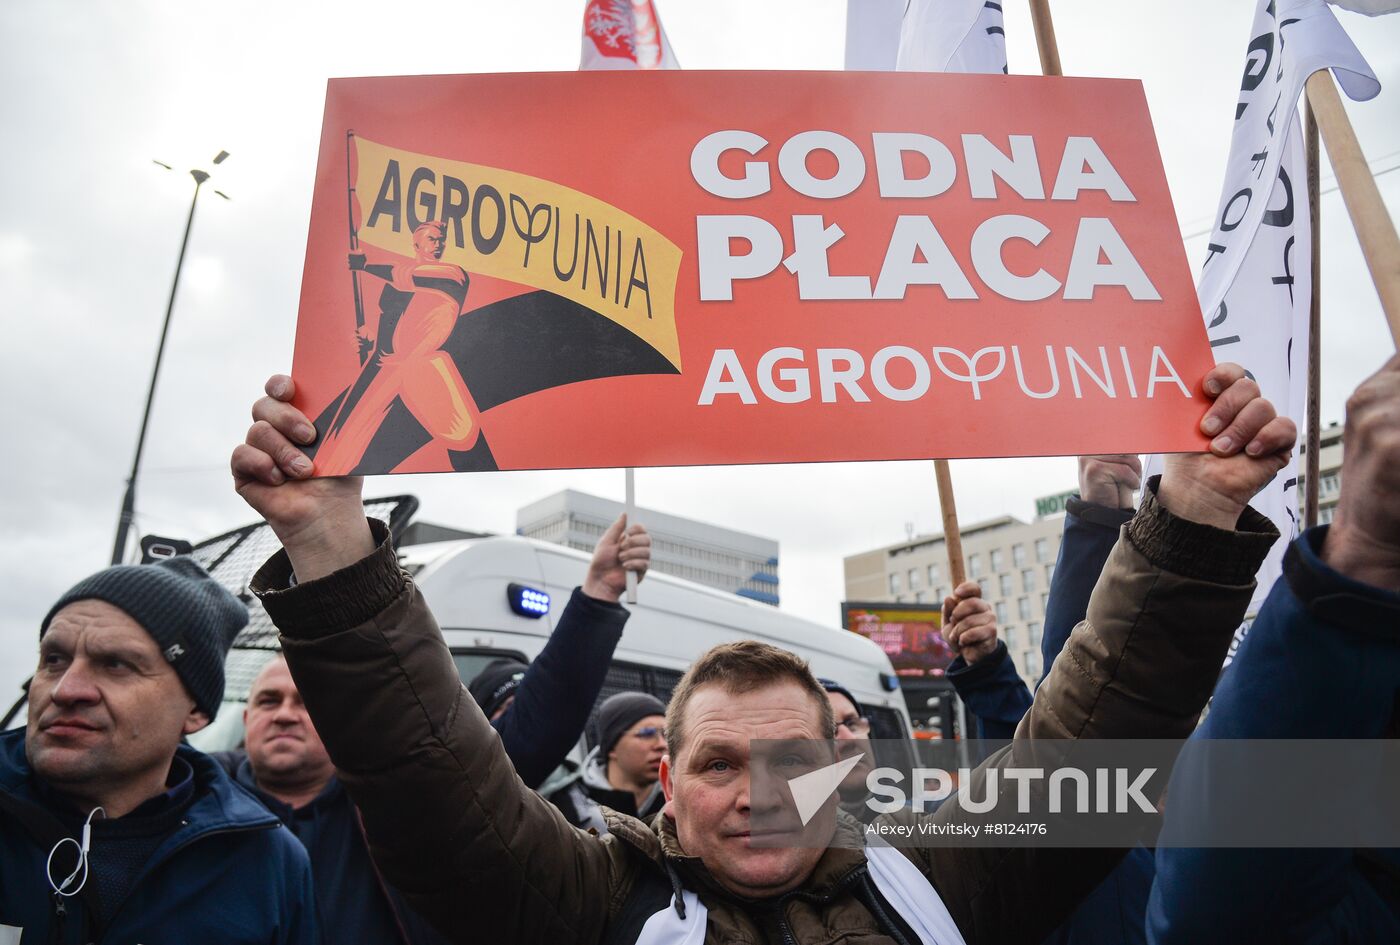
51,891,66,945
773,864,915,945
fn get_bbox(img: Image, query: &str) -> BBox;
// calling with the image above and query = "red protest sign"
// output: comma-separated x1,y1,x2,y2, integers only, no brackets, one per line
292,71,1211,475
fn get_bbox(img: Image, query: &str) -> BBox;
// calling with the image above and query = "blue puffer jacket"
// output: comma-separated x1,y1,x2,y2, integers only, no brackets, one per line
0,728,318,944
1149,526,1400,944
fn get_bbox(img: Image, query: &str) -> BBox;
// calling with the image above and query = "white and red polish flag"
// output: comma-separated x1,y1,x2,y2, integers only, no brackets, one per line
1142,0,1378,664
580,0,679,70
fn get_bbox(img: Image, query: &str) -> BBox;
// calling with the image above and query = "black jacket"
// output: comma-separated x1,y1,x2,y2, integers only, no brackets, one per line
492,587,630,789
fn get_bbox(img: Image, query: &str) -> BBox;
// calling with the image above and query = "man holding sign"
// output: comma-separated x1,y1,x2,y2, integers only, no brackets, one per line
230,359,1292,944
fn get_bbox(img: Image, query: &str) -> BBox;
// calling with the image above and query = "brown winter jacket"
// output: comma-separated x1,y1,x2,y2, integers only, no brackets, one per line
253,484,1275,945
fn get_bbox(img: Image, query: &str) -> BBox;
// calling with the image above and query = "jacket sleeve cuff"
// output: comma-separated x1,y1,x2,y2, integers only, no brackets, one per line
252,518,406,639
571,586,629,618
946,640,1011,689
1065,496,1135,531
1126,476,1278,585
1283,526,1400,638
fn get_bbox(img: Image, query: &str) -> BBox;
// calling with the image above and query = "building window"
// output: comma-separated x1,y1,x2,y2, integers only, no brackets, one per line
914,591,925,603
995,601,1008,624
1026,649,1042,678
1027,621,1041,647
908,568,922,589
1018,597,1032,620
1045,562,1055,584
889,573,901,595
968,553,983,577
1012,543,1027,567
1022,569,1035,593
998,573,1013,597
1041,592,1050,613
1035,537,1050,562
990,548,1005,572
1005,625,1018,650
927,563,940,584
934,586,947,602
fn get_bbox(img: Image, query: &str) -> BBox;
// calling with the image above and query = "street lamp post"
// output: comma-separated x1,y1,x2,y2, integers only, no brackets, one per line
110,151,229,564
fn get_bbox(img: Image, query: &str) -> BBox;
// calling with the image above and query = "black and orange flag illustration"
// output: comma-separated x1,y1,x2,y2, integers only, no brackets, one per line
305,128,683,475
293,72,1218,475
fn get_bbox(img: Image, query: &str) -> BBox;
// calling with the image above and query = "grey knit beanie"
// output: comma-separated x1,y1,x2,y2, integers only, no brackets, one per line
40,556,248,719
595,691,667,756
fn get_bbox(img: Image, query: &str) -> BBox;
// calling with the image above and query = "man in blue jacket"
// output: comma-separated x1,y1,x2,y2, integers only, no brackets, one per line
0,556,318,944
1150,355,1400,944
227,516,651,941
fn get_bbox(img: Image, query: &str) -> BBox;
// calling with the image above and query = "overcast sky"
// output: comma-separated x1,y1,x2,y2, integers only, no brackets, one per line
2,0,1397,702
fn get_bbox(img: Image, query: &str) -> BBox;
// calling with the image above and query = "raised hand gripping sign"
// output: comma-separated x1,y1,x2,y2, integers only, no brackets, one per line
293,71,1211,475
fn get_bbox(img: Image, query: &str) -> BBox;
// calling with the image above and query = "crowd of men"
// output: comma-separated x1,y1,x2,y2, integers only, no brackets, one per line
0,355,1396,943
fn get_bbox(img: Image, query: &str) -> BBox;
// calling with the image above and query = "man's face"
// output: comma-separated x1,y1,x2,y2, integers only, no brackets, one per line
826,691,874,797
413,228,447,261
242,658,333,788
608,713,666,786
27,600,206,794
660,681,835,899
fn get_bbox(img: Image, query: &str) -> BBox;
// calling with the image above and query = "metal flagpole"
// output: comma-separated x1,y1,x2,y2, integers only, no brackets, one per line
1304,101,1323,530
1305,71,1400,347
625,467,638,604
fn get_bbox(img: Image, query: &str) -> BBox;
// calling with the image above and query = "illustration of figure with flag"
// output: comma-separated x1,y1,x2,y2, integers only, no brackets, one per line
313,220,490,475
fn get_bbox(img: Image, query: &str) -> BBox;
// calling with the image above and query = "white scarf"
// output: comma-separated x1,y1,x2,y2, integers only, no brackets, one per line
633,843,967,945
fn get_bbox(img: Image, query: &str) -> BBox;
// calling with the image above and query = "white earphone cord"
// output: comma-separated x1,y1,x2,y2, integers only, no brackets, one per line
45,806,104,898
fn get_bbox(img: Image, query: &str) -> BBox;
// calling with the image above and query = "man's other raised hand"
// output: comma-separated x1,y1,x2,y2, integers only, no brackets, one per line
1159,363,1297,531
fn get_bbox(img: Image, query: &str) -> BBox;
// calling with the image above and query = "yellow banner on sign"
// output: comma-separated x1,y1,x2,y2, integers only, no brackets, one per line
353,134,683,369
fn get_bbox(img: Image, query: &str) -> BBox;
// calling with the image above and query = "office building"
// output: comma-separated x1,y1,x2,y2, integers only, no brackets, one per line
517,490,781,605
844,503,1068,685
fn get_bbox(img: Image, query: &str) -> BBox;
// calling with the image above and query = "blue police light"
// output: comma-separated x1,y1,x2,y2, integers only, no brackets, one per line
507,583,551,618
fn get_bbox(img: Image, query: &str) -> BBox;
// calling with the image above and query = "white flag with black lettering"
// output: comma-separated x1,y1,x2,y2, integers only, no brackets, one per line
897,0,1007,74
1146,0,1378,662
580,0,678,70
845,0,1006,74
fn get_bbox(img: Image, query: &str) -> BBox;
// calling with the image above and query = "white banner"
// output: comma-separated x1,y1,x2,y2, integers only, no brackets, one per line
845,0,903,70
1146,0,1379,663
897,0,1007,74
580,0,679,70
845,0,1007,75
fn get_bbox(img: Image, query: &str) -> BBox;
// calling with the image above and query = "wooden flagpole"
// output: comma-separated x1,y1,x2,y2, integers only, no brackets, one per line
1028,0,1063,77
1304,101,1322,530
934,460,967,588
624,467,638,604
1305,71,1400,347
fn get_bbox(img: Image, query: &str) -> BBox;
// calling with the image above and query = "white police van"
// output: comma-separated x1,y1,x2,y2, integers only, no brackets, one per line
5,496,915,772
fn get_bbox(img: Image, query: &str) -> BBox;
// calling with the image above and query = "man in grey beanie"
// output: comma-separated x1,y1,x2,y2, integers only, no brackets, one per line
545,691,667,828
0,557,319,943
